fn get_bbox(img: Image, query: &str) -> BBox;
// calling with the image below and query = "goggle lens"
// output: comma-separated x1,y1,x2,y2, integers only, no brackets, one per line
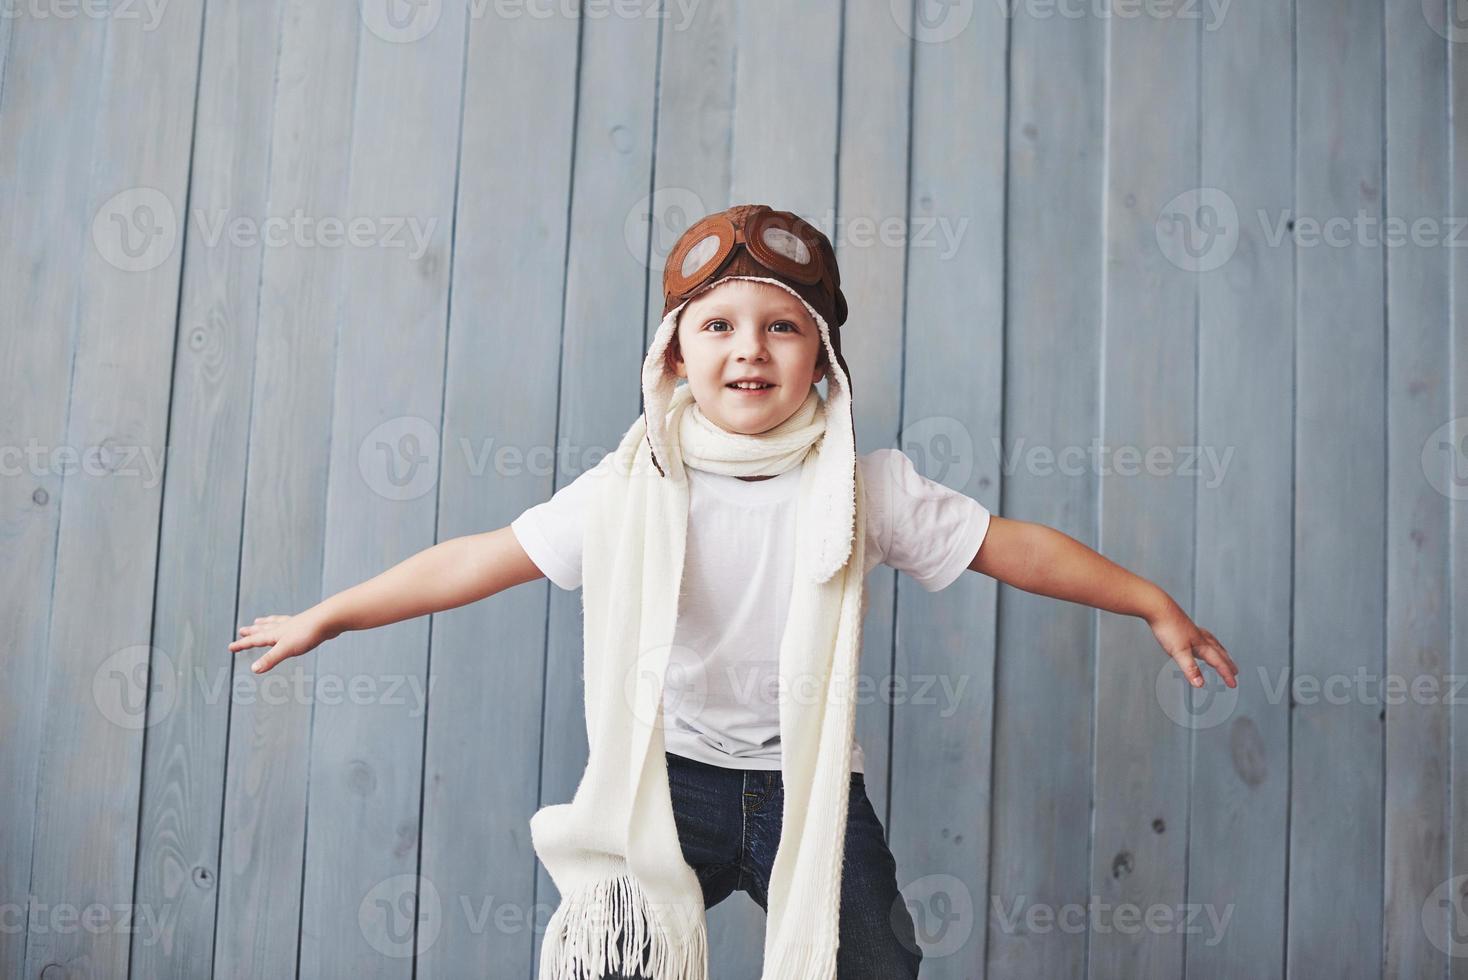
759,225,811,265
680,233,723,278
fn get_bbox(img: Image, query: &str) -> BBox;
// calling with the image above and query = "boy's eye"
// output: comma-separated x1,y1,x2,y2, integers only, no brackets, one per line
705,319,799,333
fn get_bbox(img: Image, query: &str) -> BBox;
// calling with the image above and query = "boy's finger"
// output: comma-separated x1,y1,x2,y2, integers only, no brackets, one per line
1174,654,1205,687
1203,629,1231,659
1204,646,1237,686
1211,643,1238,676
252,645,289,673
1221,646,1239,673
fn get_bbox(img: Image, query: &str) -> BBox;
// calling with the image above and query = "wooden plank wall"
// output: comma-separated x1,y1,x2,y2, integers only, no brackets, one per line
0,1,1463,978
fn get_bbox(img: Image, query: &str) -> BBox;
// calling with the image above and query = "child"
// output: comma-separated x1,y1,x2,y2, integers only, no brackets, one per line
230,204,1238,980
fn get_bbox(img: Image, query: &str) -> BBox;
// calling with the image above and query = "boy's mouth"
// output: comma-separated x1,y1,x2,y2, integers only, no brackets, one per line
726,381,777,395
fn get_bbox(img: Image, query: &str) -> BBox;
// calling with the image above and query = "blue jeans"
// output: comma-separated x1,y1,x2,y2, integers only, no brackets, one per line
593,750,922,979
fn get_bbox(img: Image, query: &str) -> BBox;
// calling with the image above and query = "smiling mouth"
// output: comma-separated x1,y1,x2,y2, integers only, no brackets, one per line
726,382,776,391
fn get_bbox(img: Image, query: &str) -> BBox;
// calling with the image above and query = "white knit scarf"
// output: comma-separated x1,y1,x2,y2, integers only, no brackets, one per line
530,279,868,980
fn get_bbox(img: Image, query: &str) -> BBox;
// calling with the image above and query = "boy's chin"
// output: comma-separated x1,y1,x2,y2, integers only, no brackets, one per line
702,400,802,436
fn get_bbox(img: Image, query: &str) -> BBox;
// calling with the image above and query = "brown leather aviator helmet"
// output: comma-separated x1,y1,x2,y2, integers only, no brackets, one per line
661,204,851,385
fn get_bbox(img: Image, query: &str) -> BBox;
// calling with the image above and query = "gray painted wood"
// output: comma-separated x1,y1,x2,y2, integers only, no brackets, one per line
212,2,361,976
0,0,12,132
3,2,1466,978
1089,5,1198,978
1290,1,1387,976
0,13,110,980
129,3,286,978
1186,0,1295,977
892,0,1007,977
416,7,580,979
986,5,1103,979
1451,20,1468,980
18,4,206,978
292,6,468,978
1383,0,1453,976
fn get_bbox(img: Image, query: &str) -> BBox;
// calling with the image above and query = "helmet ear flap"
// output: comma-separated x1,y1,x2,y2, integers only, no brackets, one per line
814,233,841,288
810,231,846,327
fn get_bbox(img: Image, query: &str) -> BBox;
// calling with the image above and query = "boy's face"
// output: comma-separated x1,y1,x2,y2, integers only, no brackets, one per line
671,279,828,435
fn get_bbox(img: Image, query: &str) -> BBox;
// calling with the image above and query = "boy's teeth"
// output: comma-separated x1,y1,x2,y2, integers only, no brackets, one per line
730,382,772,389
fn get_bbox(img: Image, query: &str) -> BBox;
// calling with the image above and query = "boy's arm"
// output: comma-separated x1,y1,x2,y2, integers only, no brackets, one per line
967,516,1238,688
230,526,545,673
320,526,546,632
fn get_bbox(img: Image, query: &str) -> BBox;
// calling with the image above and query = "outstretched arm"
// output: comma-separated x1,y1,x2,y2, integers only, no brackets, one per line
968,516,1238,689
229,526,545,674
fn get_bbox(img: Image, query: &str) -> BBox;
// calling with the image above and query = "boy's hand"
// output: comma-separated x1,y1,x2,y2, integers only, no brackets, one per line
228,612,339,674
1147,604,1238,689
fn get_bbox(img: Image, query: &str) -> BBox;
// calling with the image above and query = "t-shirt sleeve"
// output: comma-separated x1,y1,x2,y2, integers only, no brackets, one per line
509,456,609,591
861,448,991,593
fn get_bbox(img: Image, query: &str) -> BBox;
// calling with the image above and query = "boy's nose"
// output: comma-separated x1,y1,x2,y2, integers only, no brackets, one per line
735,332,769,361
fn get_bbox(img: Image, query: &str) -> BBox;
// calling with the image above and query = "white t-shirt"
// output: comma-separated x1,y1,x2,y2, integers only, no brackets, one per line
510,447,991,775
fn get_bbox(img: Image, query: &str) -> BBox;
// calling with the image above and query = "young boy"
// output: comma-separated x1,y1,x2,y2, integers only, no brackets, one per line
230,204,1237,980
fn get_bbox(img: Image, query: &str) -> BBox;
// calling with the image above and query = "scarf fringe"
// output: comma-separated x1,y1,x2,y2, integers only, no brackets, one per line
537,872,707,980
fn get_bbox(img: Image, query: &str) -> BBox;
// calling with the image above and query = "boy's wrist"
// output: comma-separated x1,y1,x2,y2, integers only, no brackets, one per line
1141,586,1182,626
302,601,346,642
